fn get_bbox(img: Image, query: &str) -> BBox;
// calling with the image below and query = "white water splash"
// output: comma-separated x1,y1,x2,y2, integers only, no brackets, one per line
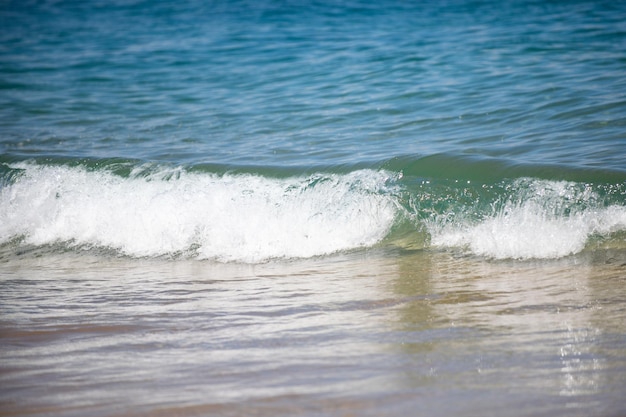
0,163,399,262
428,179,626,259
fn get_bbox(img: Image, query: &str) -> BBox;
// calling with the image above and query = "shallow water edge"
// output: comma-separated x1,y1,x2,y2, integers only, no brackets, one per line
1,249,625,417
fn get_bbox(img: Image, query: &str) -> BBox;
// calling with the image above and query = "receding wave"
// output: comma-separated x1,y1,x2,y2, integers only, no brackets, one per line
1,161,624,262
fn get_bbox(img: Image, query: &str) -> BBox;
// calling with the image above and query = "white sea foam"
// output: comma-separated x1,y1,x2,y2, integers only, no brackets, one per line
428,179,626,259
0,163,399,262
3,166,624,261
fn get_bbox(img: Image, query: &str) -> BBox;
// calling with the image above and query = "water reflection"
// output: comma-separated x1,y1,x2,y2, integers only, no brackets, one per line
1,249,625,416
0,252,403,415
390,249,626,408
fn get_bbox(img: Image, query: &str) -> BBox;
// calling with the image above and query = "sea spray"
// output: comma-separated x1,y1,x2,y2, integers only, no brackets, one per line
1,162,625,262
0,163,400,262
423,178,626,259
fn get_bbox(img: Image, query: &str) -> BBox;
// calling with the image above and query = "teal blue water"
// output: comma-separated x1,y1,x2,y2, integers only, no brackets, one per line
0,1,626,261
2,0,626,169
1,0,626,261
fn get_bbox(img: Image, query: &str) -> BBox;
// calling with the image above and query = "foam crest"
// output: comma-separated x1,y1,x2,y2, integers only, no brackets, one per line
0,163,399,262
428,179,626,259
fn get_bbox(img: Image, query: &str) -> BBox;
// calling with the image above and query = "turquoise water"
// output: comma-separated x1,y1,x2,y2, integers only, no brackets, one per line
1,0,625,261
2,0,626,169
1,1,626,416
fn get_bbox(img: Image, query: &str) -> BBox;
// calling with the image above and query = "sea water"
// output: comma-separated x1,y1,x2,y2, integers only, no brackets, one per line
1,1,625,416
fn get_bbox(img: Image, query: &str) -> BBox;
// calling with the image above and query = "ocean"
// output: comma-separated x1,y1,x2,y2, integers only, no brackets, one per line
1,0,625,416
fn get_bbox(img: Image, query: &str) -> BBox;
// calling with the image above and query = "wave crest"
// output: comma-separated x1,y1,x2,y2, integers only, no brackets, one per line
2,163,625,262
425,179,626,259
0,163,399,262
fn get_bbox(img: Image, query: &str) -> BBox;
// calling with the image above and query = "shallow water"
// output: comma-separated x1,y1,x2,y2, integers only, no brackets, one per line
2,249,626,416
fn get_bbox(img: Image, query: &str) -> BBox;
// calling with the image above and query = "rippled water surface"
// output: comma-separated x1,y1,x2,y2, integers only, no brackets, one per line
2,0,626,169
2,250,626,416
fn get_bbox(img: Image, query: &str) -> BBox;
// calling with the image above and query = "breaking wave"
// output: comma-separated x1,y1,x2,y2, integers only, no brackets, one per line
1,160,624,262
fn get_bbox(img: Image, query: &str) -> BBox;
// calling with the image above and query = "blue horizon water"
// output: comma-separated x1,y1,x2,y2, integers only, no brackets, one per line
1,0,626,170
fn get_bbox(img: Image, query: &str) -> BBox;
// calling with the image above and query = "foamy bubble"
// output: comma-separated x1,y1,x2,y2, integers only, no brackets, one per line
0,163,400,262
428,179,626,259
